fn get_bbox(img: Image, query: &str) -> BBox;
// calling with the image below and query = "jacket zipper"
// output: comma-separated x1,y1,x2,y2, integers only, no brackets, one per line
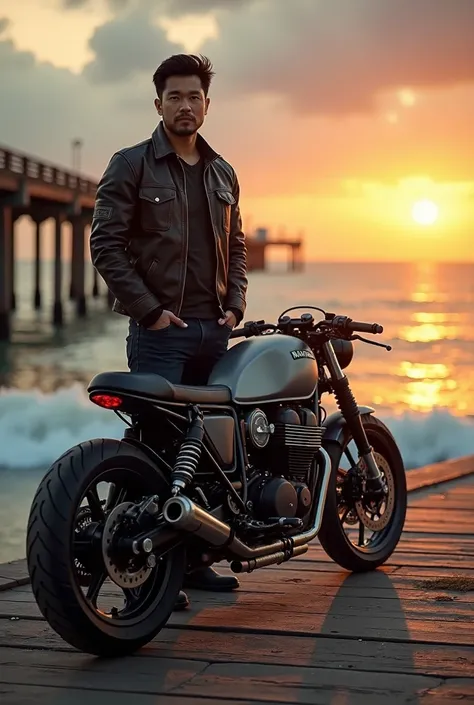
204,161,226,318
177,157,189,317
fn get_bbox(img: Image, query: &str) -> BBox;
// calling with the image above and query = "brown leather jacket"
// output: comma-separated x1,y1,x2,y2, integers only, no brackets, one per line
90,122,248,325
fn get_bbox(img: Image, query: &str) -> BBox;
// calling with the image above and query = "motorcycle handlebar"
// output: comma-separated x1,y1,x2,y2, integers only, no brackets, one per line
229,327,246,339
329,315,382,334
353,322,383,334
229,317,383,339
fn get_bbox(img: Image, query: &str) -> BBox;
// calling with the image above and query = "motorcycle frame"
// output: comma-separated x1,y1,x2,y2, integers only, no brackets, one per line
91,336,377,511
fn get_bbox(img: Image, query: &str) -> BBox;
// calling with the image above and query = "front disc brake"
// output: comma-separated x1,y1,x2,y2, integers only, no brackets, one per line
354,453,395,531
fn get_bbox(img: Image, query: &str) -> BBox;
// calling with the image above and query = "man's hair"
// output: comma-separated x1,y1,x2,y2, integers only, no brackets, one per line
152,54,215,98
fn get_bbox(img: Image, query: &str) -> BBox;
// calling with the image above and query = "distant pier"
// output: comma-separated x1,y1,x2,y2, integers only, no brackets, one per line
0,144,304,342
246,227,303,272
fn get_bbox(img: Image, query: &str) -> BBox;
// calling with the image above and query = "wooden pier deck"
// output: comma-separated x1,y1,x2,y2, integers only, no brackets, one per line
1,457,474,704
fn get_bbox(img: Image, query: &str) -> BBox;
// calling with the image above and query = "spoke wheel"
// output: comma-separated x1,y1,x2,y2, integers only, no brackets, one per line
27,438,186,656
318,414,407,572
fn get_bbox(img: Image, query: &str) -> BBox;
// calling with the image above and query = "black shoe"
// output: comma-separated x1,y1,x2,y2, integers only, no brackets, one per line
183,566,239,592
173,590,189,611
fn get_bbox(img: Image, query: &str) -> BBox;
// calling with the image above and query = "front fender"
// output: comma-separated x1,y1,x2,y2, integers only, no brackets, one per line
322,407,375,448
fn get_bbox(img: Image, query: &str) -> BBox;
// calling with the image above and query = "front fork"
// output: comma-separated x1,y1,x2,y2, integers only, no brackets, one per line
322,341,385,495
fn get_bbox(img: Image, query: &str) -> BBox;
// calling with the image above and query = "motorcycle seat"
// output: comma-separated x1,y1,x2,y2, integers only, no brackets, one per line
88,371,232,405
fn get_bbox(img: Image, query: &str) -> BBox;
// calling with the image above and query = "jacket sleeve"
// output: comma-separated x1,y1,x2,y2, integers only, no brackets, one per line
89,152,163,324
224,172,248,321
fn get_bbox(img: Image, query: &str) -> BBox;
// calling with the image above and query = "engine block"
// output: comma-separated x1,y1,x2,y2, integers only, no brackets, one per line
246,405,325,486
272,422,325,482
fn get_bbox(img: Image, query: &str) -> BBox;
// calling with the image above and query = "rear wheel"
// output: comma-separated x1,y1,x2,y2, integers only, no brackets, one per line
26,438,186,656
318,414,407,572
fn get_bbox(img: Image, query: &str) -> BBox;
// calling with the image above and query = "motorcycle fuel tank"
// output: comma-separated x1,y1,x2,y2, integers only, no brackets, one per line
208,334,318,405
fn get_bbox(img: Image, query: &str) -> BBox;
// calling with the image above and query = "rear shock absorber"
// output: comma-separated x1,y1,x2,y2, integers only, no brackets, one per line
171,406,205,494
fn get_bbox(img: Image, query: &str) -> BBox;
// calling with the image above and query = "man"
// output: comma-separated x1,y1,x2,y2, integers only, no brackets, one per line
90,54,248,610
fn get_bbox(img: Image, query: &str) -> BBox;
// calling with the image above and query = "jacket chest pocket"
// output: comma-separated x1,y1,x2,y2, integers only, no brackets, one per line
214,189,235,234
139,186,176,232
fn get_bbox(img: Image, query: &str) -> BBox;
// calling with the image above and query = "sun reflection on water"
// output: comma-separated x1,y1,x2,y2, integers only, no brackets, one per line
412,312,462,324
395,361,458,412
364,262,474,414
397,362,450,380
399,323,460,343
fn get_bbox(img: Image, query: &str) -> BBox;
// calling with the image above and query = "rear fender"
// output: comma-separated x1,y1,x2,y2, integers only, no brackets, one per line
322,407,375,449
121,436,174,477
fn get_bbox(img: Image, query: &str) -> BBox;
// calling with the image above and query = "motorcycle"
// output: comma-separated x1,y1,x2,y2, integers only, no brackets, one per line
26,305,407,656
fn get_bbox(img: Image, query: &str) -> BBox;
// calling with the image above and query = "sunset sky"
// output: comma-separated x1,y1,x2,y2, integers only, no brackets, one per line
1,0,474,261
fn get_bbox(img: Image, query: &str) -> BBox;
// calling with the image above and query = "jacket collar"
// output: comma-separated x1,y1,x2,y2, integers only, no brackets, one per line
152,121,219,163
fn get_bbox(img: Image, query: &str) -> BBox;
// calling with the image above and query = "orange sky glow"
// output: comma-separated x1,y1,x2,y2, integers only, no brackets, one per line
1,0,473,262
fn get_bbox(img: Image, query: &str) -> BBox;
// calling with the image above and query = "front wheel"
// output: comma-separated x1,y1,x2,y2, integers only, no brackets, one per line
26,438,186,656
318,414,407,572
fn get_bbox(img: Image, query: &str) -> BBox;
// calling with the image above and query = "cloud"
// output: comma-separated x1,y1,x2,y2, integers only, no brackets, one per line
62,0,88,7
159,0,252,15
0,25,162,173
2,0,474,206
60,0,247,13
55,0,474,115
83,4,181,83
61,0,130,9
201,0,474,114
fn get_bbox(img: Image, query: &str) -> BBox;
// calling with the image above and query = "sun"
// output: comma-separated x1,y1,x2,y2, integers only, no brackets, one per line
411,199,439,226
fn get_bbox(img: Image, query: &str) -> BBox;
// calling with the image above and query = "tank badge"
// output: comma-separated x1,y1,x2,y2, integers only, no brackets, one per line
290,350,315,360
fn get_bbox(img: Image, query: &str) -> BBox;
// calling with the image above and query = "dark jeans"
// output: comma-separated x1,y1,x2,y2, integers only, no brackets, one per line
126,317,232,384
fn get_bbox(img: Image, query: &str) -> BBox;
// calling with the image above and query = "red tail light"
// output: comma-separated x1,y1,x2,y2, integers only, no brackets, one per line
90,394,123,409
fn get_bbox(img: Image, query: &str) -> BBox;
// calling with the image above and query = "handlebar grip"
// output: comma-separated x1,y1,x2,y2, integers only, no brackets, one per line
229,327,247,339
347,320,384,334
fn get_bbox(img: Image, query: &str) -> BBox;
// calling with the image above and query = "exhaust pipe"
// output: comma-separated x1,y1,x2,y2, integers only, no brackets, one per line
163,447,331,567
163,495,232,547
231,544,309,574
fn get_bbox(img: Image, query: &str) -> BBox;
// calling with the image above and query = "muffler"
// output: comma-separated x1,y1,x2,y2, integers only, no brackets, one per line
231,544,309,574
162,447,331,568
162,495,232,547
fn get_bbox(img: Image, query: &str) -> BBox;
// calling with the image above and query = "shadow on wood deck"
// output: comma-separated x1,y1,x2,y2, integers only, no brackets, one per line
1,457,474,704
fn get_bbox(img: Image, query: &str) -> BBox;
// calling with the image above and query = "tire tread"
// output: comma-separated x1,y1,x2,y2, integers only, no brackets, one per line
26,437,184,656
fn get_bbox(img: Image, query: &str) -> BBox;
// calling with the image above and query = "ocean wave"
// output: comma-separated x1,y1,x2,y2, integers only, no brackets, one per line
0,385,124,470
378,409,474,469
0,385,473,471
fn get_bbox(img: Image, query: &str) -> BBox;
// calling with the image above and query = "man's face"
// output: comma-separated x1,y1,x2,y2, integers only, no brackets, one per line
155,75,209,136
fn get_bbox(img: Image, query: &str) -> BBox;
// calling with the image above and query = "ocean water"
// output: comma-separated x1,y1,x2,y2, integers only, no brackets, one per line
1,259,473,562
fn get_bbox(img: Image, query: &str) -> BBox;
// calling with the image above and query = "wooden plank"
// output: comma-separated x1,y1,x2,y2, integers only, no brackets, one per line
0,463,473,703
2,620,474,678
0,648,447,704
0,560,29,593
402,508,474,523
3,563,474,610
406,455,474,492
2,599,473,646
3,580,474,620
1,595,472,628
176,662,471,704
421,682,474,704
304,548,474,570
0,685,257,705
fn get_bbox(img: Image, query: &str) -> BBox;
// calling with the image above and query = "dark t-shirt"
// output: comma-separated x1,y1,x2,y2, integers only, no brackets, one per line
179,158,220,319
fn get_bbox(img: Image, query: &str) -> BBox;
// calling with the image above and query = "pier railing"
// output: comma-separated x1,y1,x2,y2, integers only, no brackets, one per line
0,145,97,196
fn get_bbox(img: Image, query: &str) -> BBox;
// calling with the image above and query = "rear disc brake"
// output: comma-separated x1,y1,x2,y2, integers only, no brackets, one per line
102,502,153,588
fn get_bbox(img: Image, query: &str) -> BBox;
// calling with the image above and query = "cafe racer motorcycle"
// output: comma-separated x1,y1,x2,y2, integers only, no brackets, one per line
26,305,407,656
